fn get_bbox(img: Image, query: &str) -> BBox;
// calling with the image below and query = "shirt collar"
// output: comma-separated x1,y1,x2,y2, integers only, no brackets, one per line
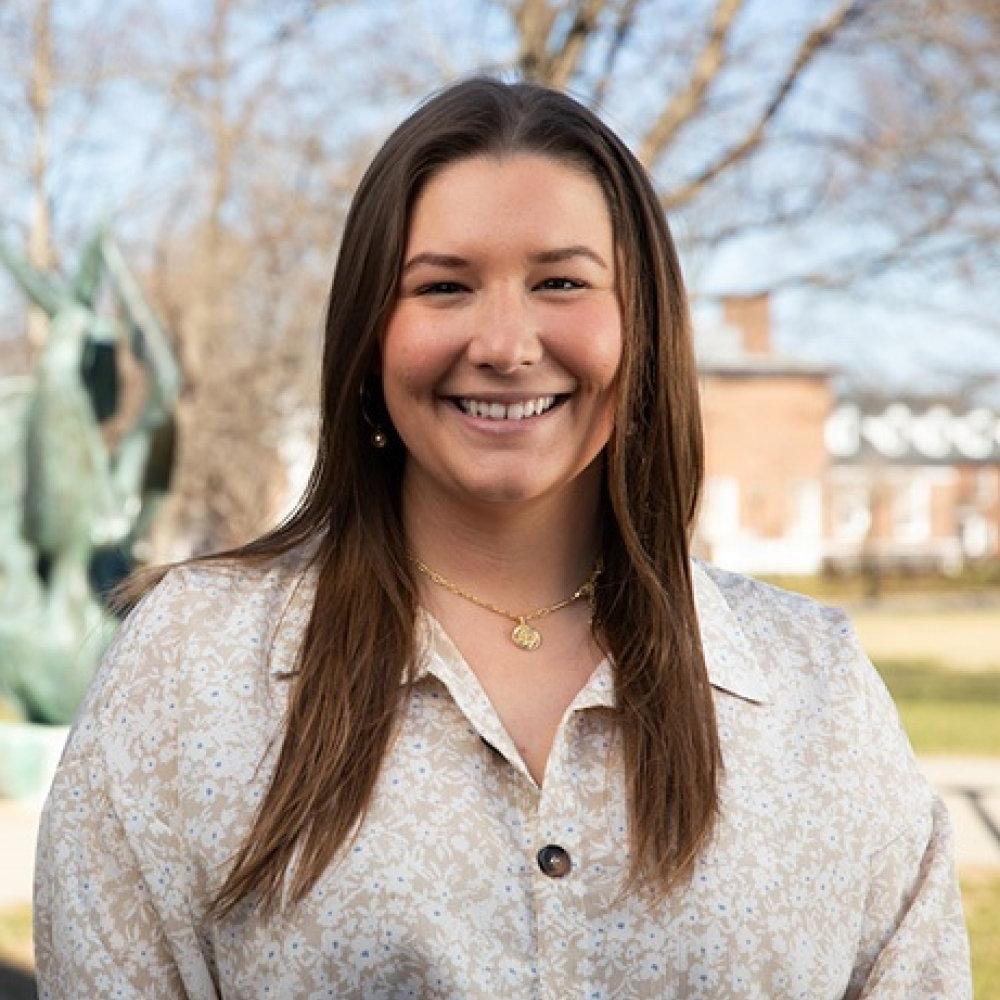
412,560,769,707
272,555,769,706
691,559,770,704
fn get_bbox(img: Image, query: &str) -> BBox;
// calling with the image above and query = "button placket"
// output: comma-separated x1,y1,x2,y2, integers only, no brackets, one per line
533,714,583,882
533,828,578,1000
537,843,572,878
533,708,602,1000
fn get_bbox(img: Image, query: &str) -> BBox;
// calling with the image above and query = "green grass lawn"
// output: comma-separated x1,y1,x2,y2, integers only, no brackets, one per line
0,903,32,972
964,874,1000,998
876,660,1000,755
763,569,1000,604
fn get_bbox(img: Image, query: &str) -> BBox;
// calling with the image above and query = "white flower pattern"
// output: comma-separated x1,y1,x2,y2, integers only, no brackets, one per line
33,546,971,998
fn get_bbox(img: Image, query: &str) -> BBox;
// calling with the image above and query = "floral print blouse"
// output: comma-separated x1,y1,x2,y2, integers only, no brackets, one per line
34,546,971,998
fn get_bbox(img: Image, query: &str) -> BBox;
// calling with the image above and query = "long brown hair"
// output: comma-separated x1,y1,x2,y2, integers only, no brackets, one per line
116,76,718,919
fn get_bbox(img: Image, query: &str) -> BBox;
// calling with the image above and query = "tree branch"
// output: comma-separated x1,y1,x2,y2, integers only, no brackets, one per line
513,0,561,81
746,186,976,297
660,0,869,208
591,0,643,108
637,0,746,168
546,0,608,89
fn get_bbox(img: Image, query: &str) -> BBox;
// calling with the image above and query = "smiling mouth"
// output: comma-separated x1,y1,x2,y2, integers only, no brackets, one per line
446,393,571,421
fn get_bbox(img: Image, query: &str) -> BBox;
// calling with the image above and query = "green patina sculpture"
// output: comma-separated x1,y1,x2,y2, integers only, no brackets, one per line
0,226,180,724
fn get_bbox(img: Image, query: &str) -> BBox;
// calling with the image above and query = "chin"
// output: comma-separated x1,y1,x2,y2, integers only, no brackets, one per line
460,482,545,505
454,453,608,507
443,467,547,503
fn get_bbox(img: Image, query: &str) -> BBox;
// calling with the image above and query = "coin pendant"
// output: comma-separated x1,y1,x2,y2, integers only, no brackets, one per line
511,620,541,651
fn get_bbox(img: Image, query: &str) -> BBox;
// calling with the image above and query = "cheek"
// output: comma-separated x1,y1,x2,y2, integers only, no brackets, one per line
558,301,623,386
382,317,455,395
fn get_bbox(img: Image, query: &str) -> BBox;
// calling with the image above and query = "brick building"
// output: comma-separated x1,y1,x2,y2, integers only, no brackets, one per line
695,295,836,574
694,295,1000,575
824,399,1000,573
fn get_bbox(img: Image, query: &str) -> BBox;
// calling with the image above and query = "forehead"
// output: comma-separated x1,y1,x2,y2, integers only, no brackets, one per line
406,153,614,255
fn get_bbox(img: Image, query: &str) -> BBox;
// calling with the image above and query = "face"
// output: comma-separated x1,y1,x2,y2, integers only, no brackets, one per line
380,153,622,511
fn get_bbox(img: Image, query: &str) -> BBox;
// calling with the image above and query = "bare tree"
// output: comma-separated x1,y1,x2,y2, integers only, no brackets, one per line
98,0,364,559
2,0,995,559
24,0,55,353
0,0,369,558
504,0,998,310
0,0,124,357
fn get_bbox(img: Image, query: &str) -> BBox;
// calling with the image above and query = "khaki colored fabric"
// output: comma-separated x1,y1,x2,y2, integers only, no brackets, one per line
34,547,971,998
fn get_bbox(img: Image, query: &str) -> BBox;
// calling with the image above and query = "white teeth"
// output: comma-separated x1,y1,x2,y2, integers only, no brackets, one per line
456,395,559,420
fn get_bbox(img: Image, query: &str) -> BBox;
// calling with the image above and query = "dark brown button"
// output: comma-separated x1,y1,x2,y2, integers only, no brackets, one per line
537,844,572,878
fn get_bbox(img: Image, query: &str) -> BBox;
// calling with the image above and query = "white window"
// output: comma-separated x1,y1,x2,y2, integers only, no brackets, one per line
893,478,931,543
790,479,822,539
701,476,740,541
831,483,869,542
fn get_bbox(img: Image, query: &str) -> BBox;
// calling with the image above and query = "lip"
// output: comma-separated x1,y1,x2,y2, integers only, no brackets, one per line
439,393,570,435
441,391,574,404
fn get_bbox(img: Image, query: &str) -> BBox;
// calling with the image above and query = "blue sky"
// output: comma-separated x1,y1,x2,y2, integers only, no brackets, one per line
2,0,998,398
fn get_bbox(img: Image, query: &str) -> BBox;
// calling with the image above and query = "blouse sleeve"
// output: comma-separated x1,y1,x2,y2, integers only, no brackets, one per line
33,570,219,999
33,749,202,998
843,625,972,998
847,796,971,997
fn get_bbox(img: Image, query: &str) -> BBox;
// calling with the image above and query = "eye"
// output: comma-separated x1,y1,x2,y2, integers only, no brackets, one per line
536,277,587,291
415,281,467,295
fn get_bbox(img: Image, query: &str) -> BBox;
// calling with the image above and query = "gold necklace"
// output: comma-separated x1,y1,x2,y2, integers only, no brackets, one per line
411,556,602,651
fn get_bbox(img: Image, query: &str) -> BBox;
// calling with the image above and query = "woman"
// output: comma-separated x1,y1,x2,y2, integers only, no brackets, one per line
34,77,970,998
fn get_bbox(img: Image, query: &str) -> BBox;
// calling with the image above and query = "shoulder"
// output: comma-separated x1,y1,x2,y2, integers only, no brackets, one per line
695,560,933,847
696,558,848,634
69,545,318,759
694,558,858,690
694,557,881,710
124,545,315,676
153,545,318,653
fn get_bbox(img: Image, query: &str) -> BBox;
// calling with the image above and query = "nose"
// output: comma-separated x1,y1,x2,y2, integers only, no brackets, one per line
465,286,542,374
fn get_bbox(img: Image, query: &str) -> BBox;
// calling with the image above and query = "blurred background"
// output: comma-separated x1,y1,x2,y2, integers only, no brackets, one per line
0,0,997,995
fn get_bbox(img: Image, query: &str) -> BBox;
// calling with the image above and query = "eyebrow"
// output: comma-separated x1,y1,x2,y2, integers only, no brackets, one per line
401,245,608,274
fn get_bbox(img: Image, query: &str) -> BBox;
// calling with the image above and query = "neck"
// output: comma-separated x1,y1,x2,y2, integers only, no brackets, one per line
402,463,605,610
